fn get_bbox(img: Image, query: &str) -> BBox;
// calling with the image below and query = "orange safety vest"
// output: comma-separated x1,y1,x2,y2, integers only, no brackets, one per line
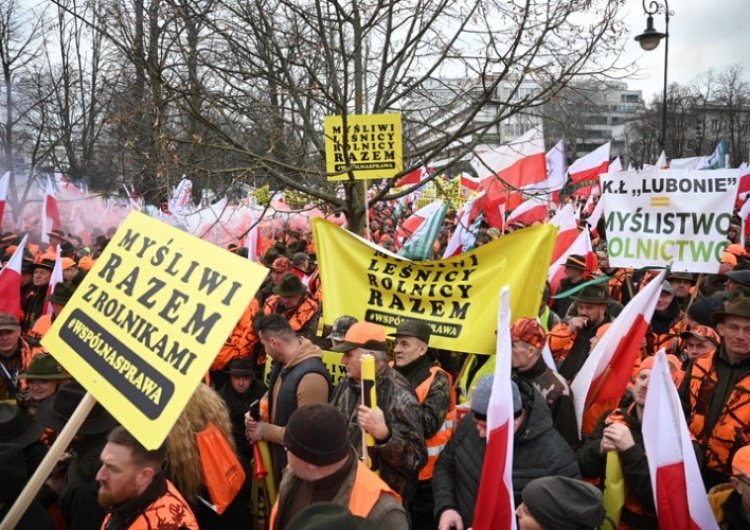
263,295,319,333
414,366,455,481
268,460,401,529
688,352,750,476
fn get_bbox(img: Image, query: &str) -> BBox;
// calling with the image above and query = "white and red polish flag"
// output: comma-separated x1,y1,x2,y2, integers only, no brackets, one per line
568,142,610,198
0,171,9,222
547,226,597,297
609,156,623,173
470,126,547,204
549,204,578,264
396,165,431,188
245,217,263,263
43,246,64,316
41,178,62,245
642,349,716,529
460,172,482,192
0,235,28,318
443,192,484,258
570,268,667,438
505,195,548,227
655,150,669,170
473,286,516,530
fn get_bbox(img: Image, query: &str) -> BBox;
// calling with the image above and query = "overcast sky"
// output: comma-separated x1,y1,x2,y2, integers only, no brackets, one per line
617,0,750,100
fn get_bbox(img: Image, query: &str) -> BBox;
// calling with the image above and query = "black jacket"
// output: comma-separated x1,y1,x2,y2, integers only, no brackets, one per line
432,380,580,526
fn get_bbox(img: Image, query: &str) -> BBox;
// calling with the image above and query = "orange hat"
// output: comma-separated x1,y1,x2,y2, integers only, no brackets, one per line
270,257,292,272
510,318,547,349
78,256,94,271
733,445,750,477
638,353,683,386
679,325,720,347
727,243,747,258
330,322,387,353
61,257,76,270
722,252,738,266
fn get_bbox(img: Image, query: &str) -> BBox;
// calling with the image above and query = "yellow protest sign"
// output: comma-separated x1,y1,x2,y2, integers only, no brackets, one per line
312,218,557,354
42,211,268,449
325,113,403,180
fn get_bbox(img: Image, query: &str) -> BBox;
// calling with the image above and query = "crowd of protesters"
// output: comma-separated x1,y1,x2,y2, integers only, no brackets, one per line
2,197,750,530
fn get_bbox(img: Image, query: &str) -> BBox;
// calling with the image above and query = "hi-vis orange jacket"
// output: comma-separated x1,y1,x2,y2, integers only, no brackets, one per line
269,460,401,529
687,350,750,478
414,367,455,481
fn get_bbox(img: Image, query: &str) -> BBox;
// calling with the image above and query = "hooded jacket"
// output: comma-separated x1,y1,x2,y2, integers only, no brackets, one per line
432,379,580,527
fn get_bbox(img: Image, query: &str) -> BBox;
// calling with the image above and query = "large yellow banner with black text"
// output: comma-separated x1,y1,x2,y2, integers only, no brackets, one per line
42,211,268,449
312,219,556,354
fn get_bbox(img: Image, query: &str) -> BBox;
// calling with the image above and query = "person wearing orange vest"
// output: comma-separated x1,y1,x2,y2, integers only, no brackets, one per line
97,425,199,530
269,403,408,530
390,320,453,530
681,296,750,489
29,282,76,340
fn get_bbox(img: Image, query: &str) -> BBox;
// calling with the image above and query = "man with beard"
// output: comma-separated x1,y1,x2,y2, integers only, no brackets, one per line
549,283,612,382
97,426,198,530
669,272,698,312
261,273,321,345
641,281,685,358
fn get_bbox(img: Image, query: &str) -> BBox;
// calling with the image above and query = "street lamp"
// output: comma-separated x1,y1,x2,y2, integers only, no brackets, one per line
635,0,673,155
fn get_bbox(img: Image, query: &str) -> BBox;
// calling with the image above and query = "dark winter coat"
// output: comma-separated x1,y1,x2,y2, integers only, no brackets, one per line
432,380,580,527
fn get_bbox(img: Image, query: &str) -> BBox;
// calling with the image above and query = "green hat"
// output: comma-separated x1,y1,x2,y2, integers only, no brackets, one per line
571,283,610,304
45,282,76,304
19,354,69,380
388,320,431,345
272,273,307,296
713,296,750,323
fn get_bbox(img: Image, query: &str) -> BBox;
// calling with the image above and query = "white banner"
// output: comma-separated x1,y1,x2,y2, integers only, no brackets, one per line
601,169,742,273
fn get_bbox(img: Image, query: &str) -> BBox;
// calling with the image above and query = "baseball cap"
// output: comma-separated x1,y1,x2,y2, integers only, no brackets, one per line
330,322,387,353
388,320,431,345
0,313,20,331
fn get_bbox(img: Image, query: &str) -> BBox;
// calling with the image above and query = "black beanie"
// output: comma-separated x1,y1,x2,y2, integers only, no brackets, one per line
284,403,351,466
523,476,605,530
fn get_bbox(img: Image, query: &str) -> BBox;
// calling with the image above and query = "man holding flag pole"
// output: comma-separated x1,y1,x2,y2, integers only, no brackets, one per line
432,288,579,530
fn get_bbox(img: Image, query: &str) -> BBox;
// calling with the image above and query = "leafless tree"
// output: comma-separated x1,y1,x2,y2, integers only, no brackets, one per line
0,0,45,219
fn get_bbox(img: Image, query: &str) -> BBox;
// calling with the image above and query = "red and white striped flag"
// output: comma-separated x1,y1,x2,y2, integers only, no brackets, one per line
549,204,578,264
470,126,547,204
43,247,64,316
0,235,28,318
41,178,61,244
568,142,610,198
505,195,548,227
443,192,484,258
642,349,716,529
396,165,431,188
245,222,262,263
547,226,596,297
460,172,482,192
609,157,623,173
473,286,516,530
0,171,9,223
655,150,669,170
570,268,667,437
737,162,750,202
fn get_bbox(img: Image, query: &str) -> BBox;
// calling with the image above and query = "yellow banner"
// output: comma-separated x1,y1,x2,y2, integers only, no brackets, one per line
325,113,403,180
312,219,557,354
42,211,268,449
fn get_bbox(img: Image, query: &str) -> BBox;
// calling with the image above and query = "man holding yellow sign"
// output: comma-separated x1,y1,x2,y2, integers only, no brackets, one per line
330,321,427,503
